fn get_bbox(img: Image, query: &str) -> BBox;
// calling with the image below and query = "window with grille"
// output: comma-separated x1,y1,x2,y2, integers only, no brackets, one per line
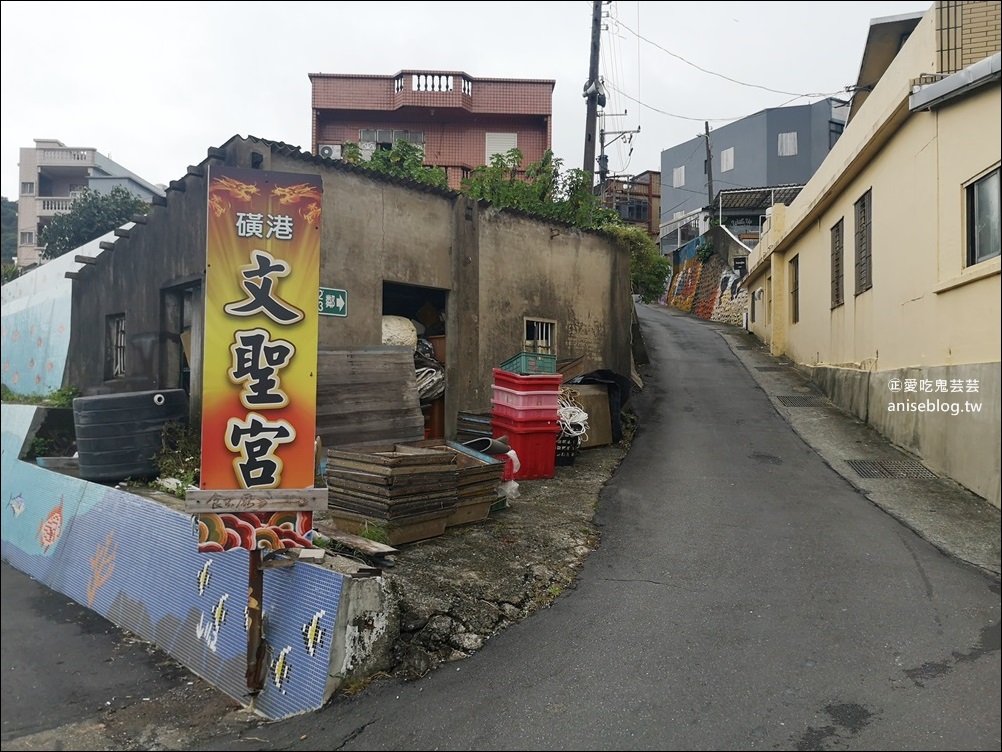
21,182,34,195
831,218,844,308
854,190,872,295
967,167,1000,266
790,255,800,324
19,231,34,245
106,314,126,379
524,318,555,355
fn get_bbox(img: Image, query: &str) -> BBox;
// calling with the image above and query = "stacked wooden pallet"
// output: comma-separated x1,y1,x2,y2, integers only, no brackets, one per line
327,444,458,545
326,440,506,544
410,440,506,527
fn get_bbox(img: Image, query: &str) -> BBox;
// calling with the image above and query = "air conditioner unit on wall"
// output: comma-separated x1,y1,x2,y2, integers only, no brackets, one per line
318,144,341,160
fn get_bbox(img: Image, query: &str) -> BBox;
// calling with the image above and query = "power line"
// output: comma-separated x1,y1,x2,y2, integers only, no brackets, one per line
614,16,838,99
604,79,743,123
605,79,845,125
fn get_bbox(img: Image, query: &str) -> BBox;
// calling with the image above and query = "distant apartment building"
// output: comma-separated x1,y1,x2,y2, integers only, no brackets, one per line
309,70,555,189
659,98,848,253
16,139,164,268
602,170,661,239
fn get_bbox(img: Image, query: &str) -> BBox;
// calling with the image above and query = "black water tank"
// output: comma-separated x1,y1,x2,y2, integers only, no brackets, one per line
73,389,188,482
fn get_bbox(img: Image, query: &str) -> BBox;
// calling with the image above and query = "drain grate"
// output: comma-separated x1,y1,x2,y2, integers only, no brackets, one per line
777,394,829,407
756,366,789,372
845,459,937,479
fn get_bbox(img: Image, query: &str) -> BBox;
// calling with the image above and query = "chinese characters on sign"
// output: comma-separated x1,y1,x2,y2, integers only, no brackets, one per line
318,287,348,317
195,166,324,552
888,378,980,393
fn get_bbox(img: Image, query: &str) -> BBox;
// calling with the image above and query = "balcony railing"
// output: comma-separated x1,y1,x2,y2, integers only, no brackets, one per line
37,147,96,166
394,72,473,96
37,196,78,215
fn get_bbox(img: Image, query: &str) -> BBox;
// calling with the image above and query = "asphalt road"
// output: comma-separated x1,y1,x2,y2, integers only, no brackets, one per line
0,562,214,750
3,305,1000,751
203,304,1001,750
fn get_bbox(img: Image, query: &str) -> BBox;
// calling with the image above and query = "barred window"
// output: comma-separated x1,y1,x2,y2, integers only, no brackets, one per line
524,318,555,355
106,314,126,379
790,255,800,324
831,218,844,308
854,190,872,295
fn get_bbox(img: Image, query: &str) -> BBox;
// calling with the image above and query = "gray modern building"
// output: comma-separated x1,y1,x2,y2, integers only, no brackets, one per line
659,98,849,231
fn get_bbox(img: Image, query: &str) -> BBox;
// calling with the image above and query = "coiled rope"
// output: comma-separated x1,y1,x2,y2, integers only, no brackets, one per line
558,387,589,441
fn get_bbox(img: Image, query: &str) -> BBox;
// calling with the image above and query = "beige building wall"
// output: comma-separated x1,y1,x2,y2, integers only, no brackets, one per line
743,6,1001,506
780,82,1000,371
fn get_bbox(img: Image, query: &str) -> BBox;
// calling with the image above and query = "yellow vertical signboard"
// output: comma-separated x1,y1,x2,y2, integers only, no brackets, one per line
193,166,323,551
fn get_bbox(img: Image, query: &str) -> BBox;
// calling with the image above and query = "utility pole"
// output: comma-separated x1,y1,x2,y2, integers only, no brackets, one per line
582,0,604,181
598,115,640,202
704,121,714,208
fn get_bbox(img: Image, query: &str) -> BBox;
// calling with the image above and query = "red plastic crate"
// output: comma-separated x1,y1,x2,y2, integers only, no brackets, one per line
491,385,560,420
490,412,559,431
492,385,561,408
492,401,559,421
493,368,563,392
492,417,559,481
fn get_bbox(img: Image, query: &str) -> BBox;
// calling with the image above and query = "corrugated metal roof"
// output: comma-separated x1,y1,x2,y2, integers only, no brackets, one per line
716,185,804,211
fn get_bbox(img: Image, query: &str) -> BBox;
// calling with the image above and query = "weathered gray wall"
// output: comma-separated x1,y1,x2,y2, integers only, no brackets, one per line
64,136,632,437
269,150,454,349
476,209,633,412
65,167,208,402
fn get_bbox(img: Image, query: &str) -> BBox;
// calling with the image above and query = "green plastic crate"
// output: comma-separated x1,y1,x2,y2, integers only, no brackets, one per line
500,351,557,375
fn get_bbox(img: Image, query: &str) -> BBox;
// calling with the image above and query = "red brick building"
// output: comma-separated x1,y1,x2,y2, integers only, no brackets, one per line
309,70,555,188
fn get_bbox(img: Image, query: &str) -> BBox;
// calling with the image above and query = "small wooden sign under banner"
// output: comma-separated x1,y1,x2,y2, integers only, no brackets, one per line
185,487,328,514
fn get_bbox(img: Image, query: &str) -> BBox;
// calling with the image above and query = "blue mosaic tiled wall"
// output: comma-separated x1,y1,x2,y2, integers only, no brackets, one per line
1,292,72,395
1,403,344,720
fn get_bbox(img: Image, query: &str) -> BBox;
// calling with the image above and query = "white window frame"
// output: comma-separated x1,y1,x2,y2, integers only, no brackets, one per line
486,132,518,162
21,181,35,196
672,165,685,188
19,231,34,245
720,147,735,173
967,166,1000,266
778,131,799,157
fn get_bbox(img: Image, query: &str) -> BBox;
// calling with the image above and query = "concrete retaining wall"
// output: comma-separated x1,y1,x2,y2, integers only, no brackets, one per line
813,363,1000,508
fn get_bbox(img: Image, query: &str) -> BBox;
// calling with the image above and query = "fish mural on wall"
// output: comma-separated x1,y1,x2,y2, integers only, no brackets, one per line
197,560,212,596
37,496,63,554
302,610,327,657
271,645,292,694
6,492,25,517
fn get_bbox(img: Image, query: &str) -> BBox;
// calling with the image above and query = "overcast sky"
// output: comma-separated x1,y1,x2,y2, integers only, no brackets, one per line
1,1,929,199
